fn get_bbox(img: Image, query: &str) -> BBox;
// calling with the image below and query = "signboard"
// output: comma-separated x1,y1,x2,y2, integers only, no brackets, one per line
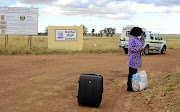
0,7,38,35
56,30,77,41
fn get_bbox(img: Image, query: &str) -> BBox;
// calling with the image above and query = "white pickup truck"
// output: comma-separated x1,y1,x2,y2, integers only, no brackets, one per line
119,25,167,55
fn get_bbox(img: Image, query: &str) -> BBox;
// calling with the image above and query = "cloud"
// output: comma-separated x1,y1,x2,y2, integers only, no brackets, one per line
96,0,110,6
129,0,156,4
41,1,132,20
82,0,88,4
154,0,180,6
129,2,168,13
17,0,58,5
113,0,180,6
15,0,180,20
16,0,180,7
10,2,31,7
0,0,10,2
167,6,180,13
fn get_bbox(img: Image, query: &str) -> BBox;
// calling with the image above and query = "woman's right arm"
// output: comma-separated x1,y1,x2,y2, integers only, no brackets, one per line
128,38,142,52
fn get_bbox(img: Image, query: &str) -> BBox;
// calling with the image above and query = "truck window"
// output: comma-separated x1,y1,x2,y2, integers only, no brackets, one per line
150,34,154,40
154,35,158,40
126,31,130,37
156,34,161,40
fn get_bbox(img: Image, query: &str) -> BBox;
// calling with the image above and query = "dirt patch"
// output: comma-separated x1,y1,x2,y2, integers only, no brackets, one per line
0,50,180,112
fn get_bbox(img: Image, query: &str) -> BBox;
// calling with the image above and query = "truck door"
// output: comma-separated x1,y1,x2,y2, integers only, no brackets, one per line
154,34,161,50
149,34,155,49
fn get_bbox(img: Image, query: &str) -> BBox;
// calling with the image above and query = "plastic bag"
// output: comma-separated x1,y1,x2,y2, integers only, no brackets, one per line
132,71,148,92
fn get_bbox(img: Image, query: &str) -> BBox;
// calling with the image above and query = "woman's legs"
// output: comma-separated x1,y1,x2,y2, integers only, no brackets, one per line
127,67,138,91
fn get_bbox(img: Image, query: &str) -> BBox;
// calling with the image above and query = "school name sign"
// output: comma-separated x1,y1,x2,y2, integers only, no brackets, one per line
56,30,77,41
48,26,83,50
0,7,38,35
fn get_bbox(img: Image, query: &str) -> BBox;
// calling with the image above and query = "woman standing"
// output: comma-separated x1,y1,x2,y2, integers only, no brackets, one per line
127,27,145,91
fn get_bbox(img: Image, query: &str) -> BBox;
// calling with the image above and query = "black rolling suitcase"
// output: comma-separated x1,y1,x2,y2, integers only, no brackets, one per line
77,72,103,108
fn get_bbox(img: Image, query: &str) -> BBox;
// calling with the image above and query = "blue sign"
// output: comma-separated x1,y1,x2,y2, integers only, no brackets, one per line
57,31,64,39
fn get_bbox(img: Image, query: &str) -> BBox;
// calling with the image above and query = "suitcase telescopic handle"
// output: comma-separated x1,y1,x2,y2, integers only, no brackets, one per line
89,71,96,74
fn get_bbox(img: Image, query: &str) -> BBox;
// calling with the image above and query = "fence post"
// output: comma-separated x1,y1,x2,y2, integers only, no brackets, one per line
7,35,8,44
28,35,30,44
30,35,32,49
5,35,6,48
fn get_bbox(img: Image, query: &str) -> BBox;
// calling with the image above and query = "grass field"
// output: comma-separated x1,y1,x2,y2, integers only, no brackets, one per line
159,34,180,39
0,34,180,55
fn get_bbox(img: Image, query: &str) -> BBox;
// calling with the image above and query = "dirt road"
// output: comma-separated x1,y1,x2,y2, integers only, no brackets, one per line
0,50,180,112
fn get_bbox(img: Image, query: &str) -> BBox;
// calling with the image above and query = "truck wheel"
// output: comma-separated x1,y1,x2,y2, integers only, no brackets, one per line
123,48,128,54
144,46,149,55
161,46,166,54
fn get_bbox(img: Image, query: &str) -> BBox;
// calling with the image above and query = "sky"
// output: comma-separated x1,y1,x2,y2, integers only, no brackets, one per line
0,0,180,34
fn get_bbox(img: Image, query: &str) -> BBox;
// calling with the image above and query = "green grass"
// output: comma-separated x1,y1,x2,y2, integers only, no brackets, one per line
165,39,180,50
0,35,47,49
164,71,180,94
0,48,123,55
159,34,180,39
0,34,180,55
150,94,156,98
165,88,174,94
83,37,120,50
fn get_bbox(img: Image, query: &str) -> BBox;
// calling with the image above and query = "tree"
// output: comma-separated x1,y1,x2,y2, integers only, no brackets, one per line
44,26,48,35
91,28,95,37
81,25,88,36
99,30,104,37
106,27,116,37
99,27,116,37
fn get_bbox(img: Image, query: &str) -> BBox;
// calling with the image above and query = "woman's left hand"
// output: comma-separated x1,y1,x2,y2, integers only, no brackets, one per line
141,48,144,52
141,32,145,38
